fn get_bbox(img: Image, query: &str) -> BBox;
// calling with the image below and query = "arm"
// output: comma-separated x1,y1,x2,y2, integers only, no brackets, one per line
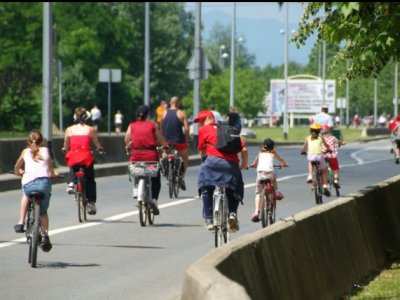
14,150,25,176
47,148,58,178
250,152,260,168
274,151,289,167
180,110,190,141
240,145,248,170
89,127,103,151
63,128,70,151
301,137,308,154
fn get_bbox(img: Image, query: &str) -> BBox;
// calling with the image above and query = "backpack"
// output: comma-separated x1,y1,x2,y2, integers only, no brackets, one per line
212,124,243,154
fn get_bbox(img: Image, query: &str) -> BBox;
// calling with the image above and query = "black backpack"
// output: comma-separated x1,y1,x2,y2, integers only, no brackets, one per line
212,124,243,154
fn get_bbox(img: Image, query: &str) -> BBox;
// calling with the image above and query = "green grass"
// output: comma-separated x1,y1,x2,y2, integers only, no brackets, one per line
346,261,400,299
246,126,367,143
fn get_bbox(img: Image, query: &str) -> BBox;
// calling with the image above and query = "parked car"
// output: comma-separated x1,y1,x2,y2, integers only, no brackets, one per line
240,128,257,139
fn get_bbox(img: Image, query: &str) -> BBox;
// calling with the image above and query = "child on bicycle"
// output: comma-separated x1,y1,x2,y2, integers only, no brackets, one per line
321,125,346,188
300,123,331,197
249,138,288,222
14,129,58,252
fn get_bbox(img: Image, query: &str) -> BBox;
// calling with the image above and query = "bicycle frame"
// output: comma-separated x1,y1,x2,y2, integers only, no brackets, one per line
26,191,43,268
163,145,182,198
74,165,87,223
311,161,323,204
259,179,276,228
213,187,230,248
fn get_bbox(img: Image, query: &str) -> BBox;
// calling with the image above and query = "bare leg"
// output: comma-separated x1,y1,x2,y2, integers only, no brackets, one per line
18,195,29,224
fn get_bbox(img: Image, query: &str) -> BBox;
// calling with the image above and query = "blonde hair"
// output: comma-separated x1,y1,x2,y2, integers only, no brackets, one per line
28,129,44,161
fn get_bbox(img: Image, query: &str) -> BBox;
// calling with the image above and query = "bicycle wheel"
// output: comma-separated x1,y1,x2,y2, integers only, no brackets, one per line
267,185,276,225
260,187,268,228
27,208,34,263
173,170,180,198
168,162,174,198
214,197,228,247
313,167,323,204
138,179,147,226
147,183,155,225
77,191,86,223
30,201,40,268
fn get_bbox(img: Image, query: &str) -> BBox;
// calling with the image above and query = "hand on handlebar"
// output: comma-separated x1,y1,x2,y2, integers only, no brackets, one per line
300,150,307,156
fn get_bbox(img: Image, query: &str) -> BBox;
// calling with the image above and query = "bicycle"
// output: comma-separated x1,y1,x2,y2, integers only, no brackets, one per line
161,144,183,198
71,164,87,223
128,161,159,227
311,161,323,205
256,164,283,228
64,149,104,223
212,186,230,248
25,191,44,268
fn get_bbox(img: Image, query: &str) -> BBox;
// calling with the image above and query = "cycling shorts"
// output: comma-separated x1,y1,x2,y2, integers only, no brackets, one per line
328,157,339,171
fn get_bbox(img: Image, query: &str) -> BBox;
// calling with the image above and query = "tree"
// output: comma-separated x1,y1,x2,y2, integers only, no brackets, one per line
293,2,400,81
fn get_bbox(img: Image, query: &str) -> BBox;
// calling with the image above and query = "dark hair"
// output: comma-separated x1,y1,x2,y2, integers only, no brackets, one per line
227,112,242,132
263,138,275,151
136,105,149,120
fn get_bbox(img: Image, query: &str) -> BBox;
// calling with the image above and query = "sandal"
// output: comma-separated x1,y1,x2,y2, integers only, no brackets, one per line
14,224,24,233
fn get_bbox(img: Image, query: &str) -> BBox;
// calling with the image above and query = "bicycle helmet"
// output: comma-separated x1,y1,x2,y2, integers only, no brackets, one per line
310,122,322,134
263,138,275,150
73,107,91,123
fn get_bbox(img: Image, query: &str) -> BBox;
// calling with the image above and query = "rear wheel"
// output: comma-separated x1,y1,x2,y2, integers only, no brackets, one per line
267,185,276,225
77,191,86,223
168,162,174,198
30,201,40,268
147,184,155,225
313,168,323,204
173,171,180,198
260,187,268,228
138,179,147,226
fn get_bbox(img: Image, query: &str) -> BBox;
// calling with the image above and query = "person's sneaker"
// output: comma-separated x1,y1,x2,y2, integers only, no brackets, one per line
87,202,97,215
178,177,186,191
67,182,74,194
150,199,160,215
396,157,399,164
306,175,313,184
323,186,331,197
14,224,24,233
228,212,240,233
133,187,138,199
251,212,260,223
40,235,52,252
274,191,284,200
205,219,214,231
333,178,340,188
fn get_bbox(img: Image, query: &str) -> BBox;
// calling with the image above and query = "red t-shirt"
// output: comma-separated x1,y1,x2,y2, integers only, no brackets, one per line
129,120,158,162
198,122,244,163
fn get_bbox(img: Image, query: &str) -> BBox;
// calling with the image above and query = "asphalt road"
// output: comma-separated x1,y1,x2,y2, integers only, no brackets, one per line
0,139,398,300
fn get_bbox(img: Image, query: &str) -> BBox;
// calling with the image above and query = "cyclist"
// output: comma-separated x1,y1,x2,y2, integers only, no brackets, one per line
249,138,288,222
300,123,331,197
14,129,58,252
63,107,103,215
160,96,190,190
321,125,346,188
194,110,247,232
125,105,168,215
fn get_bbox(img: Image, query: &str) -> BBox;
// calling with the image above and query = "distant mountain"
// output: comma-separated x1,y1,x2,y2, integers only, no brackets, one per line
201,10,316,68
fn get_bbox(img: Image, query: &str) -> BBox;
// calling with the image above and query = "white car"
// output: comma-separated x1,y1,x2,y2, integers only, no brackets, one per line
240,128,257,139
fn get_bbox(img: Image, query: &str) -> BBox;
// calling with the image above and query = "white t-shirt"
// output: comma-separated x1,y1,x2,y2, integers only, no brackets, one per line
91,107,101,120
257,152,274,172
314,112,333,127
22,147,51,185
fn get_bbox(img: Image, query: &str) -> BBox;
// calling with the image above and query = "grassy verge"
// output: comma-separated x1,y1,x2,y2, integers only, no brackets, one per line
345,260,400,299
245,126,369,143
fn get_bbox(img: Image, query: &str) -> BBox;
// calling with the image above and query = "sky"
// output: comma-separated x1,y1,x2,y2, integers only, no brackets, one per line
185,2,315,68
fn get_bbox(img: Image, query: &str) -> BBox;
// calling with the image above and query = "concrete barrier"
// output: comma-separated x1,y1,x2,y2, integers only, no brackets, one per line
181,175,400,299
361,127,390,137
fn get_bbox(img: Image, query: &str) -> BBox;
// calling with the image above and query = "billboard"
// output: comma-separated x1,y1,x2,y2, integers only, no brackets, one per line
270,79,335,114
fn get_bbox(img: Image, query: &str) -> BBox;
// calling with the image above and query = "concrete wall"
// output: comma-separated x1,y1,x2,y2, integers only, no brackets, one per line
182,175,400,300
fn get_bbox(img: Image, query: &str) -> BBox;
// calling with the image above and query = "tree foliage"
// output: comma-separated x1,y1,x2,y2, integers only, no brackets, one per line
293,2,400,81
